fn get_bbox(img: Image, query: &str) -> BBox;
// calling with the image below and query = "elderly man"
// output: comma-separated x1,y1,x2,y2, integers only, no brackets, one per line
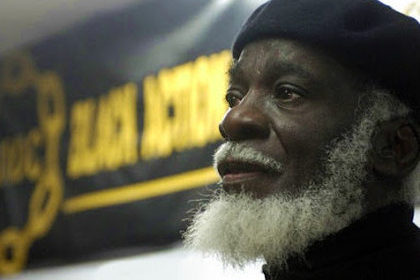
184,0,420,279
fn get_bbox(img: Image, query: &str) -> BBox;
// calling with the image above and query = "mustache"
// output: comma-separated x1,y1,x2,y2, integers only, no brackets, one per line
213,142,283,173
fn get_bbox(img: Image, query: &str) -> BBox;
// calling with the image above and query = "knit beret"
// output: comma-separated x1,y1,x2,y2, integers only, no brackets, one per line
232,0,420,113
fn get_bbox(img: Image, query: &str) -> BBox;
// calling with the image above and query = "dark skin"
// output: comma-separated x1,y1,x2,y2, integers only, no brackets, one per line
218,39,419,208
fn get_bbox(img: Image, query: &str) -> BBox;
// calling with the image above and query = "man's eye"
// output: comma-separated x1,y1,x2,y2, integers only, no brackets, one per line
225,92,242,107
274,85,304,104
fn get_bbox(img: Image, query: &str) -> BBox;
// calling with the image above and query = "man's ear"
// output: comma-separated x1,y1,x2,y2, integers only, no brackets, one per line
370,118,420,177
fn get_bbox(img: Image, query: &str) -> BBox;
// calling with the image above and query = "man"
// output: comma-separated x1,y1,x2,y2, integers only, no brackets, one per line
184,0,420,279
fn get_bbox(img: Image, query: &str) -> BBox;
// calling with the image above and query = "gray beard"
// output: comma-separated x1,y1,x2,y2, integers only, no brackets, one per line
183,92,410,268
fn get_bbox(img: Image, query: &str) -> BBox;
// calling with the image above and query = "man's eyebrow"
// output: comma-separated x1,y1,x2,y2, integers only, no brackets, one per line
227,60,241,83
264,61,315,82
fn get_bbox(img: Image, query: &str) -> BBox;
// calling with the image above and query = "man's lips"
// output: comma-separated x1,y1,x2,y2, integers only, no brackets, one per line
217,160,275,184
222,171,265,184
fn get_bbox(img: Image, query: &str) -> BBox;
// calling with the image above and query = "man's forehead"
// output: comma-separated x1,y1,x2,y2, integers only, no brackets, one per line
228,39,354,85
236,39,296,65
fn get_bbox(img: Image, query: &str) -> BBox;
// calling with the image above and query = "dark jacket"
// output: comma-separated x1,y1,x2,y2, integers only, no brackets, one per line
263,203,420,280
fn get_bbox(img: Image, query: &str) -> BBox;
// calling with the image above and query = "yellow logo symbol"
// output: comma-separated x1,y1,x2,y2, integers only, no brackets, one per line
0,52,66,274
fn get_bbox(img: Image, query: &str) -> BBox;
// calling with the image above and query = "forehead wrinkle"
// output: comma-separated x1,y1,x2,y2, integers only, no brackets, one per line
232,38,321,82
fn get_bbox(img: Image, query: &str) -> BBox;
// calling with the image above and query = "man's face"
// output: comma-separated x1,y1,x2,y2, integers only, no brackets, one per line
218,39,363,198
184,39,406,267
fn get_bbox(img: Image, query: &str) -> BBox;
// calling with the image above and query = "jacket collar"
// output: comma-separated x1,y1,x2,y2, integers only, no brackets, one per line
262,203,417,280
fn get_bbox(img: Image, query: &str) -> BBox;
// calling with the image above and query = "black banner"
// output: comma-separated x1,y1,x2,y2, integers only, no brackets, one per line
0,0,262,274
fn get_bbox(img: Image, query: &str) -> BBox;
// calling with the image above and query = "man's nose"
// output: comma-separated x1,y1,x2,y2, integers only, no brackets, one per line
219,100,270,141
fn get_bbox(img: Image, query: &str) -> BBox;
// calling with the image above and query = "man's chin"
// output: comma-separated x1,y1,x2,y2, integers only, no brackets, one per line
183,186,363,268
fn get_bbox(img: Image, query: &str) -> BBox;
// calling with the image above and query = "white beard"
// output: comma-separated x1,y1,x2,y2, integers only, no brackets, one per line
183,92,410,268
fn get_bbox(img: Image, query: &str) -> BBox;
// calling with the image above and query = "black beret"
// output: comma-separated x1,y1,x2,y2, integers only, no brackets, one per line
232,0,420,112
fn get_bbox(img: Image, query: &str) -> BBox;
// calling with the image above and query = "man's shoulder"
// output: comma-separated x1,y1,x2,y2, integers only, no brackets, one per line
343,225,420,280
319,211,420,280
263,205,420,280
